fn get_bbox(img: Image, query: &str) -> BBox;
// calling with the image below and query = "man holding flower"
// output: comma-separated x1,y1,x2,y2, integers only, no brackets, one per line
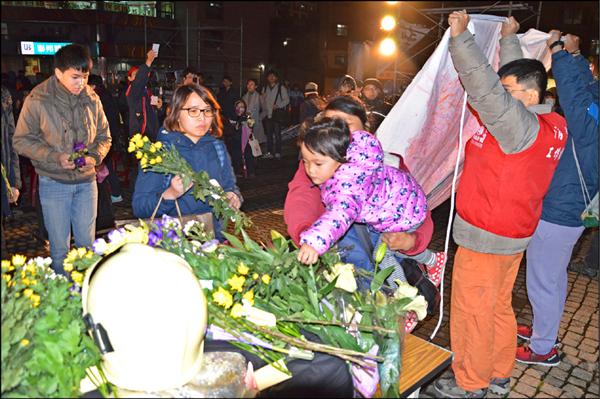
13,44,111,276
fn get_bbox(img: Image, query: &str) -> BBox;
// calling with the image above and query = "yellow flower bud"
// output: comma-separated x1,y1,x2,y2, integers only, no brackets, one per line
149,159,156,165
154,156,162,164
20,339,30,346
243,290,254,305
77,247,87,258
63,263,74,272
23,288,33,298
142,136,149,143
135,151,143,160
155,141,163,149
149,145,156,153
1,260,10,270
227,275,246,292
30,294,40,307
140,157,148,167
71,271,84,285
237,262,249,276
230,303,244,318
261,274,271,285
252,273,259,280
127,145,136,153
12,254,27,267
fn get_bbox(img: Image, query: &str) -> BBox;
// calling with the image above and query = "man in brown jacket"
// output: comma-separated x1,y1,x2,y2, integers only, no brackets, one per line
13,44,111,276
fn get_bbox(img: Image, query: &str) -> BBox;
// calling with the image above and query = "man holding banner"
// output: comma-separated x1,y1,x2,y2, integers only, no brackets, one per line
434,12,568,398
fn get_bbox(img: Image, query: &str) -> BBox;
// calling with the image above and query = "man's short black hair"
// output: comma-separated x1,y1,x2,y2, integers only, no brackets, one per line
266,69,279,78
247,78,258,85
87,74,103,87
498,58,547,104
54,44,92,73
299,117,350,164
182,66,196,77
223,75,233,82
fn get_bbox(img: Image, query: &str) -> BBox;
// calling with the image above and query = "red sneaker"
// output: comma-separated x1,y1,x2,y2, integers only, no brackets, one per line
516,344,560,366
425,252,446,287
404,311,418,333
517,325,560,347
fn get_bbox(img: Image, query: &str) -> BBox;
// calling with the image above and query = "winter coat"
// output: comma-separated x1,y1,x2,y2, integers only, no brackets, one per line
132,130,241,225
13,76,111,184
1,86,21,216
242,91,265,143
126,64,161,141
300,130,428,254
541,51,599,227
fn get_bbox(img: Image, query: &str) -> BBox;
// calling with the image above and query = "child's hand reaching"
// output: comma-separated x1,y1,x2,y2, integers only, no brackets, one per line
298,244,319,265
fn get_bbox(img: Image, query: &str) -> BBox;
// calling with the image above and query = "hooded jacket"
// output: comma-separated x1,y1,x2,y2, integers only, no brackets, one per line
540,51,599,226
13,76,111,184
300,130,427,255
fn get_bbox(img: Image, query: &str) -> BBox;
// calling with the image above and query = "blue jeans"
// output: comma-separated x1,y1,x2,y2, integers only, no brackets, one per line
38,175,98,276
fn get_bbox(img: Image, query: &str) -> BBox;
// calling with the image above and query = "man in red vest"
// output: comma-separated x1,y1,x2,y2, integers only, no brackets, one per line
434,12,568,398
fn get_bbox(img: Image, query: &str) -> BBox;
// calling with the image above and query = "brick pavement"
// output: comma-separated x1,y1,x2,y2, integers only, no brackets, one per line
3,140,598,398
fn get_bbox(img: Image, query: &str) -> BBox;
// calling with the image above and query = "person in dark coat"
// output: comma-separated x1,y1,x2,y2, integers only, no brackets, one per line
216,76,238,121
360,78,392,133
299,82,325,124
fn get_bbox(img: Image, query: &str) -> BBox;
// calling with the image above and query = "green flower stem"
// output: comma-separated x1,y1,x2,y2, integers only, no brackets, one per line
252,325,384,365
279,317,395,335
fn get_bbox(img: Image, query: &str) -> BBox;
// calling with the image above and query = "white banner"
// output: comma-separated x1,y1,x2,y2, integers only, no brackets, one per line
377,15,551,209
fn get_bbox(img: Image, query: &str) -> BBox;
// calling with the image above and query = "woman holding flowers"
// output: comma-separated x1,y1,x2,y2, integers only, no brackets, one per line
132,84,242,240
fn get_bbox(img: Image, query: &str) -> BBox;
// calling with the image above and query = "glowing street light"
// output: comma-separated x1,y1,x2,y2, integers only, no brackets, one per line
386,1,399,5
379,37,397,56
380,15,397,31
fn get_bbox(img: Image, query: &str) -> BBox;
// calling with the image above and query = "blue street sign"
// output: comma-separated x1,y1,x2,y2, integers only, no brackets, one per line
20,41,72,55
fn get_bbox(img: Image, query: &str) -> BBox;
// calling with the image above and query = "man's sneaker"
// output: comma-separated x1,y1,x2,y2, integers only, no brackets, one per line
488,377,511,395
111,195,123,203
425,251,446,287
516,325,560,347
434,377,487,398
262,152,274,159
516,344,560,366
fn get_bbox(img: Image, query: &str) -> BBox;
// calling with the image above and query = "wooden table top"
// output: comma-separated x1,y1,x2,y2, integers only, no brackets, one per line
399,334,453,396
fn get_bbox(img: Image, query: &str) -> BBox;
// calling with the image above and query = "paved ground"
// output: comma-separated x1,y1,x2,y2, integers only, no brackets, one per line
4,139,598,398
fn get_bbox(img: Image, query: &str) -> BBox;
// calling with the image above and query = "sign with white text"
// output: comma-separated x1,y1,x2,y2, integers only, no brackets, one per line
20,41,72,56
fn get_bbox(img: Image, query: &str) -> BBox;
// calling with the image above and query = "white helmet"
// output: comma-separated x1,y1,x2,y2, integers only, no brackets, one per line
81,243,207,392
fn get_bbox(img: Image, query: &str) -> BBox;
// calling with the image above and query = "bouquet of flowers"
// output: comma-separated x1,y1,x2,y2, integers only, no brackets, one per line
128,134,251,233
1,255,112,398
69,142,88,171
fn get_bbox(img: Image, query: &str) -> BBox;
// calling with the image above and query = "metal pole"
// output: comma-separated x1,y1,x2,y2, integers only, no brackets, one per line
186,11,189,66
144,15,147,52
240,18,243,98
536,1,543,30
508,1,513,17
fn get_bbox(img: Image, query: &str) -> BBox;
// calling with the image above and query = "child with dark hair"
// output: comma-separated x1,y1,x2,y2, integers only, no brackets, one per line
296,118,445,286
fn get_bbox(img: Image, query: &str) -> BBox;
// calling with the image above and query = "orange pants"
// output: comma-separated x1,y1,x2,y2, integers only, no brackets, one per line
450,246,522,391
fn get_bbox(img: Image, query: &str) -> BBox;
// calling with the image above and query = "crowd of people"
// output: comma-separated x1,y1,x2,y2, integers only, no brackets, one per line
1,11,598,398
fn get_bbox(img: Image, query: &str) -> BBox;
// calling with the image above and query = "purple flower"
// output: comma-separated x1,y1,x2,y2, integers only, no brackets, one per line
201,239,219,253
73,142,86,152
148,229,163,247
166,229,179,241
74,156,86,168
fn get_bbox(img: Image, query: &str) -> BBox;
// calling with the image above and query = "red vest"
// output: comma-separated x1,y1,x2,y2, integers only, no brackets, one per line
457,112,567,238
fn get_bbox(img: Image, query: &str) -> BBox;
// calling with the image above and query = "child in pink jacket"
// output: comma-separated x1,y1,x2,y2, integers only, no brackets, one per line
297,118,445,286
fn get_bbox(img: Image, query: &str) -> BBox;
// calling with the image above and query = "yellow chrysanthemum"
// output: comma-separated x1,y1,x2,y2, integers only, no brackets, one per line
261,274,271,285
85,251,93,259
227,275,246,292
63,263,74,272
142,136,149,143
11,254,27,267
77,247,87,258
22,278,31,286
131,133,142,142
149,158,156,165
25,262,36,274
127,144,136,153
135,151,143,160
2,274,11,282
65,249,79,263
140,157,148,167
252,273,259,280
154,141,163,149
154,156,162,164
1,260,11,270
30,294,40,307
71,271,84,285
212,287,233,309
23,288,33,298
243,290,254,305
20,339,30,347
124,227,149,244
230,303,244,318
237,262,249,276
149,145,156,153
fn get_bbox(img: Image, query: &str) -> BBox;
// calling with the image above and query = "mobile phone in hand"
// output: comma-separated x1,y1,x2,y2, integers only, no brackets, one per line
152,43,160,56
150,95,159,106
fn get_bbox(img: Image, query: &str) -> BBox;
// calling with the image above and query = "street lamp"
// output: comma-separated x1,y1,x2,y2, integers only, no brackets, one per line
379,37,397,57
380,15,396,31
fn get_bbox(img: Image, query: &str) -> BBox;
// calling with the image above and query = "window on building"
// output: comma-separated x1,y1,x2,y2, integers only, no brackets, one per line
336,24,348,37
334,55,346,66
206,1,224,20
127,1,156,17
160,1,175,19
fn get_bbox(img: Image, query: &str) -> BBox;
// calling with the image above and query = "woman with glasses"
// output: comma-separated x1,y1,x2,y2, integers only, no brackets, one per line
132,84,242,241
